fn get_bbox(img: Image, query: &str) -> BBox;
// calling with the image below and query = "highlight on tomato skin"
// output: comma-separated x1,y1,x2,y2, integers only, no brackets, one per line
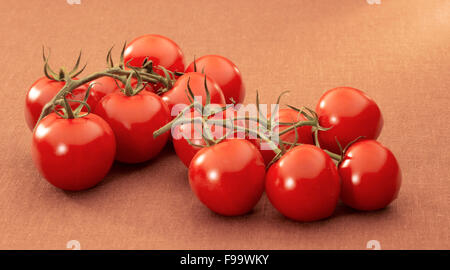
89,76,154,104
338,139,402,211
93,91,170,164
265,144,341,222
161,72,226,117
185,55,245,104
316,86,384,154
250,107,315,166
188,139,266,216
24,77,93,131
172,104,242,167
31,113,116,191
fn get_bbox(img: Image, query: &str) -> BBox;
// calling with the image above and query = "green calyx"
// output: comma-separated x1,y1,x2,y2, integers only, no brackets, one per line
43,47,86,81
34,44,177,130
153,84,327,168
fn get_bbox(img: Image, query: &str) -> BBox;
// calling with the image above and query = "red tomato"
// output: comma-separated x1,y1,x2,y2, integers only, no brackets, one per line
185,55,245,104
188,139,266,216
252,108,314,165
88,76,121,103
265,145,340,221
124,34,185,73
94,91,170,163
67,85,99,111
89,76,154,102
24,77,93,131
31,113,116,191
339,140,401,211
161,72,225,117
316,87,383,153
131,78,154,93
172,104,244,167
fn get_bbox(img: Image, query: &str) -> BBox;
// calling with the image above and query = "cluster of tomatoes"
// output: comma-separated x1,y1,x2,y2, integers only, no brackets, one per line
24,34,401,222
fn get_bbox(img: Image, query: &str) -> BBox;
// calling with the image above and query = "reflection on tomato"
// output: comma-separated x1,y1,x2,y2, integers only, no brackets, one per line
185,55,245,104
252,108,314,165
31,113,116,191
339,140,401,211
89,76,154,104
316,87,383,153
161,72,225,117
94,91,170,163
189,139,266,216
265,144,340,222
88,76,121,104
172,104,244,167
24,77,92,131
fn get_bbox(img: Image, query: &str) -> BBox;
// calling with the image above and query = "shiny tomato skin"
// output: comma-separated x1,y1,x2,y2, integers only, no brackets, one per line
265,144,340,222
88,76,121,103
161,72,225,117
188,139,266,216
339,140,401,211
185,55,245,104
252,108,314,165
88,76,154,103
316,87,383,153
24,77,91,131
31,113,116,191
94,91,170,163
172,105,243,167
67,85,100,112
172,121,202,167
124,34,185,73
130,78,154,93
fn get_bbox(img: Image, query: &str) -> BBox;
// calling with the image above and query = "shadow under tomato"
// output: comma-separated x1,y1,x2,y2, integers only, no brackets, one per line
191,197,267,224
332,201,396,218
266,200,396,228
104,143,175,181
208,208,257,220
61,142,176,198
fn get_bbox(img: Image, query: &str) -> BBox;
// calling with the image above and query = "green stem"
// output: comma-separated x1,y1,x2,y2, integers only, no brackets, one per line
62,96,74,119
278,120,318,136
153,104,195,138
314,129,321,148
234,125,282,155
34,67,170,129
324,150,342,162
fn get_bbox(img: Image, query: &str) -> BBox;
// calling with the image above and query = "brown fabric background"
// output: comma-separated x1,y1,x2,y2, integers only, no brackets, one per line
0,0,448,250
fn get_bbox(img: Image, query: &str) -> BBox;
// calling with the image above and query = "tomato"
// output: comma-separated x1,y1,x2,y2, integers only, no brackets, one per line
89,76,154,102
251,108,314,165
265,144,340,221
94,91,170,163
185,55,245,104
339,140,401,211
31,113,116,191
124,34,185,73
88,76,121,103
316,87,383,153
24,77,93,131
66,85,99,111
172,104,244,167
188,139,266,216
161,72,225,117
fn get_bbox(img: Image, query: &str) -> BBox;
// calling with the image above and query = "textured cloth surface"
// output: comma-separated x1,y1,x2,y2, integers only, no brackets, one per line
0,0,449,249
